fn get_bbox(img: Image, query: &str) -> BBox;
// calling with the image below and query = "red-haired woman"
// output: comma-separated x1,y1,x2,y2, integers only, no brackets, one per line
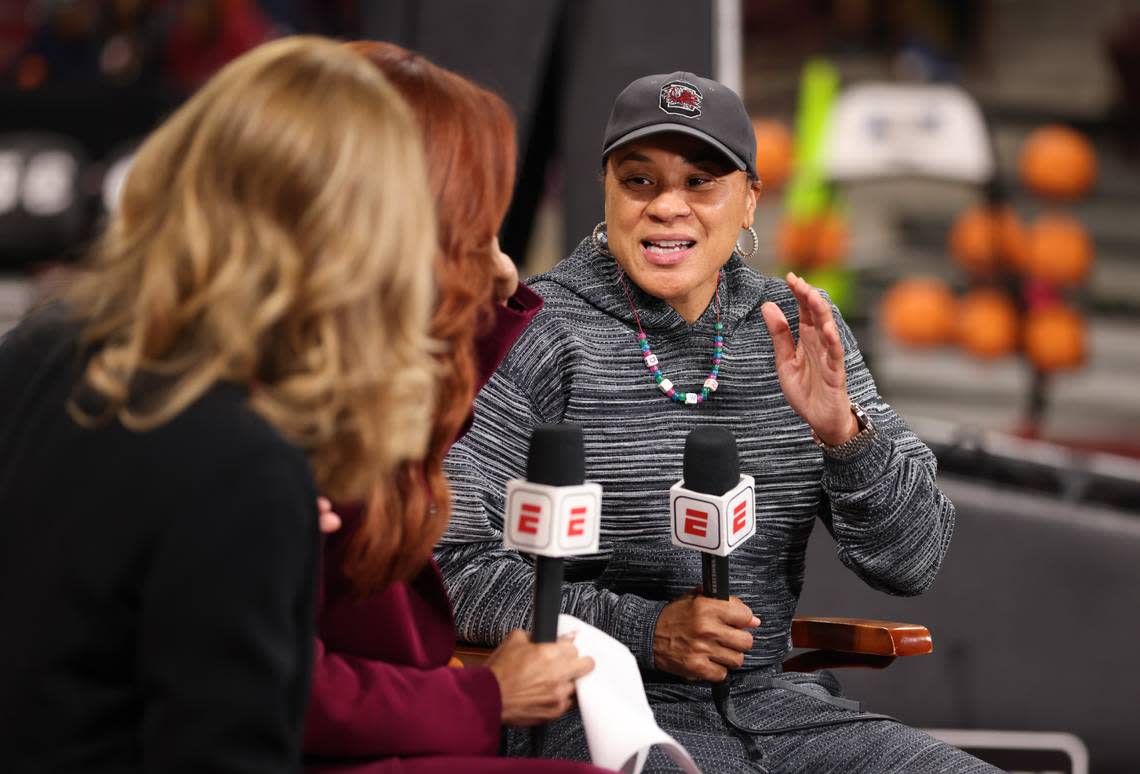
303,43,605,773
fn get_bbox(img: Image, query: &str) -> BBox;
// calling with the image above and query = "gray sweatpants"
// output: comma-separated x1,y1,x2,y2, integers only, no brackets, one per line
509,670,1000,773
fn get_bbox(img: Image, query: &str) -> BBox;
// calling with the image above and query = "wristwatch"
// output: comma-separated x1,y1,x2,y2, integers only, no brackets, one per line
812,402,877,458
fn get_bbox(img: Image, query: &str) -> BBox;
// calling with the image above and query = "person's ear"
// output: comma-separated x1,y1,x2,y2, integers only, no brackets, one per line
742,177,762,227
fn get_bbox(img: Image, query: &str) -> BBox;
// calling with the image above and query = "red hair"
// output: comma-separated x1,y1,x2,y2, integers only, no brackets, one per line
343,41,517,591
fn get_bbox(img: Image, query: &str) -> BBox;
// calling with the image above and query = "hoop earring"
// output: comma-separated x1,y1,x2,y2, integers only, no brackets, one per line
592,221,615,258
735,225,759,259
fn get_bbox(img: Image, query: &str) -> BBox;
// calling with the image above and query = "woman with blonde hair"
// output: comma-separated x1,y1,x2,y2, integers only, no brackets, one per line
303,42,603,773
0,36,437,772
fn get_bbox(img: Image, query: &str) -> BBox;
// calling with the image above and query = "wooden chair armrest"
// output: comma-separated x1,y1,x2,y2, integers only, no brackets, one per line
452,618,933,672
452,643,494,668
790,616,933,657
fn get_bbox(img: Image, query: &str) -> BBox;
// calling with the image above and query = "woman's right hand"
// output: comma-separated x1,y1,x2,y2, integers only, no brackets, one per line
652,592,758,682
485,629,595,726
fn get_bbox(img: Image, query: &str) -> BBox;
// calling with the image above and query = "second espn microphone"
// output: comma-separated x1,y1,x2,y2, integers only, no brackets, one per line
503,424,601,642
669,426,756,700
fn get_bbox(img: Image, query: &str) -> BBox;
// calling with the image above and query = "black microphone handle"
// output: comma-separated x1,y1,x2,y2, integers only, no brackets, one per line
701,554,730,601
529,555,565,757
532,556,564,643
526,555,565,758
702,553,732,704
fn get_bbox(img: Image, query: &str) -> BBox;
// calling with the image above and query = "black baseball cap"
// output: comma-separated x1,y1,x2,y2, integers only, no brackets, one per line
602,71,757,179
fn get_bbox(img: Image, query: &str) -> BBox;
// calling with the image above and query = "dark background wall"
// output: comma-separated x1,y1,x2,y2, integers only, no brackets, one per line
360,0,716,260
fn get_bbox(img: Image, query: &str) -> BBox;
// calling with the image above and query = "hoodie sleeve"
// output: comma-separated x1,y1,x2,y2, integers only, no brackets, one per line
814,301,956,596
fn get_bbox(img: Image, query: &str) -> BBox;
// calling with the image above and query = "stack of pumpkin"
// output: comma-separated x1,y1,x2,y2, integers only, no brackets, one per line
881,125,1096,374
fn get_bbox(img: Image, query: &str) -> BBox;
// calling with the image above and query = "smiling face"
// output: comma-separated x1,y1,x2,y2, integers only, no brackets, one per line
604,133,761,323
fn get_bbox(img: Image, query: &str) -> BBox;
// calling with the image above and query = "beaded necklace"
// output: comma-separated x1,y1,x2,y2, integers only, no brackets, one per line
617,270,724,406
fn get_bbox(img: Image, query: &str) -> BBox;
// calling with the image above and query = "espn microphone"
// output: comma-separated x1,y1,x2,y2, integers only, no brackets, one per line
503,424,601,641
669,427,756,700
503,424,601,755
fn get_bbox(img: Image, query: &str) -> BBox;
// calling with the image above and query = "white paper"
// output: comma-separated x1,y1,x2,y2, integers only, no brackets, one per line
558,615,702,774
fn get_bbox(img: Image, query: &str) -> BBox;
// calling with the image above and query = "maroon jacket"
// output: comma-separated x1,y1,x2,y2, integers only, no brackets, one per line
304,286,599,772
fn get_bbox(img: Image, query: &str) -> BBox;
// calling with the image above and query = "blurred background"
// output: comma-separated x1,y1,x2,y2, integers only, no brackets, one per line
1,1,1138,771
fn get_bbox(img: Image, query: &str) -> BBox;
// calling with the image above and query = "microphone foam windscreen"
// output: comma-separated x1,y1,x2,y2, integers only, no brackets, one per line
683,426,740,495
526,424,586,486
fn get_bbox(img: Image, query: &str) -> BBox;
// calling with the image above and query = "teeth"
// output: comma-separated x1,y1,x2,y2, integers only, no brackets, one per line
645,240,694,253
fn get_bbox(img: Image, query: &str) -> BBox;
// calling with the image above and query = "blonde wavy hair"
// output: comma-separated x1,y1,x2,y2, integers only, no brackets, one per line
65,35,437,503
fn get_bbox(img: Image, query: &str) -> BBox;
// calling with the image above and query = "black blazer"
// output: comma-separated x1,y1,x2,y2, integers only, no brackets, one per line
0,311,319,772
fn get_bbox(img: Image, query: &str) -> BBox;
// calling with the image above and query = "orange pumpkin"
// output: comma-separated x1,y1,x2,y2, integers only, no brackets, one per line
814,212,849,268
752,119,794,191
777,212,848,269
777,217,816,268
956,288,1020,359
1024,304,1086,371
881,278,957,347
1025,214,1093,286
1019,125,1097,201
949,205,1028,275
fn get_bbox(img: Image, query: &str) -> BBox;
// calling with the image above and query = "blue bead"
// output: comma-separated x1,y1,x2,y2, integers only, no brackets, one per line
714,336,723,343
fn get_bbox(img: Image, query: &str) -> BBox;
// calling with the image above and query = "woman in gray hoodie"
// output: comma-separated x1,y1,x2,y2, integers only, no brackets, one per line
437,71,995,773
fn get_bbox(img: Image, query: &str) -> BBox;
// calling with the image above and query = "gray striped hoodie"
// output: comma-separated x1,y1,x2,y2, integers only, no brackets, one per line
437,237,954,673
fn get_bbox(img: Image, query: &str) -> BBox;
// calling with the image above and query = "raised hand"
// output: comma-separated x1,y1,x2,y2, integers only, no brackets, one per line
652,592,759,682
760,272,858,447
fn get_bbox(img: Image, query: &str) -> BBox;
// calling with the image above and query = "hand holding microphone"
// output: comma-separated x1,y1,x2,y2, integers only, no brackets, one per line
653,427,760,685
486,630,594,727
653,593,757,682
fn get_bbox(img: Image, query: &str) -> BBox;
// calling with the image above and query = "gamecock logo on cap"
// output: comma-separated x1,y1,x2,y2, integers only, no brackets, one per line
659,80,702,118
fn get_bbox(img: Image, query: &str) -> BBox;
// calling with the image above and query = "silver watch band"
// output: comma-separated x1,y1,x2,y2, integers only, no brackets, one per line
813,402,877,459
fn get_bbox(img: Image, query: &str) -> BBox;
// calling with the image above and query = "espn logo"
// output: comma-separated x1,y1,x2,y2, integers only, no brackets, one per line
517,502,542,535
684,507,709,538
566,506,588,537
732,500,748,536
669,475,757,556
503,480,602,557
